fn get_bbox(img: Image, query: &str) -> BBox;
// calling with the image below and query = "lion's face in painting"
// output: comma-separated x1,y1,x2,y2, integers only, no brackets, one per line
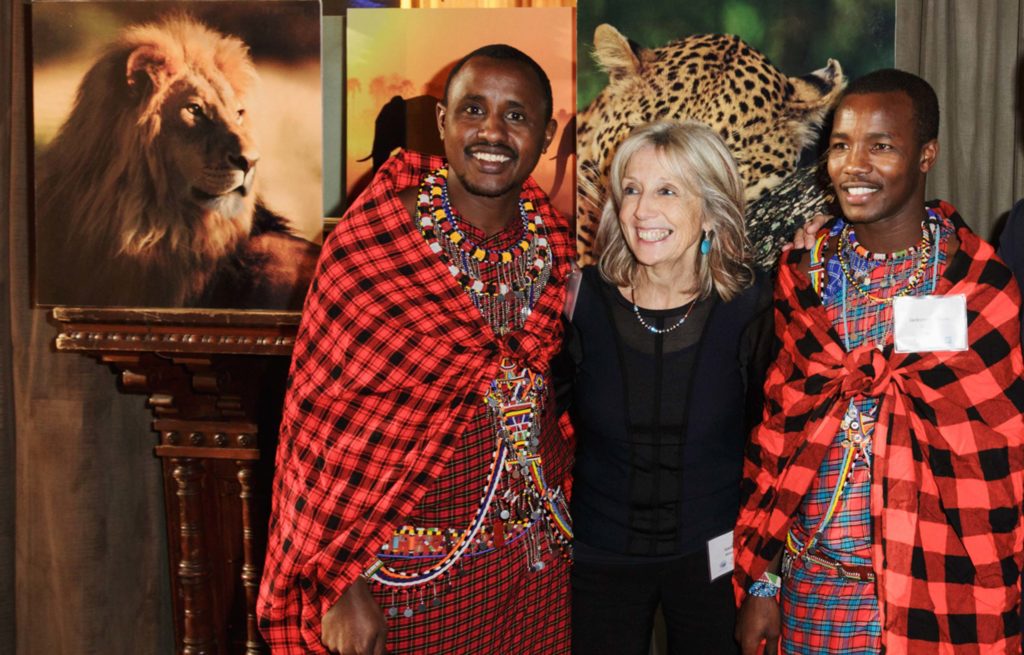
124,19,261,242
157,81,259,229
35,16,273,306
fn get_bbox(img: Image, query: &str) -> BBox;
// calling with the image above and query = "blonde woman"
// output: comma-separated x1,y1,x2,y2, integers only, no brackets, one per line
565,120,772,654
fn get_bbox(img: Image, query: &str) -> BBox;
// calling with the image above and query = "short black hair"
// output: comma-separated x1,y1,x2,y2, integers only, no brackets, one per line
442,44,553,123
841,68,939,146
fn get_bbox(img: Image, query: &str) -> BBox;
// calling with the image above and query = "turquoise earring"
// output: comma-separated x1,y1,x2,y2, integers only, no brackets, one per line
700,230,712,255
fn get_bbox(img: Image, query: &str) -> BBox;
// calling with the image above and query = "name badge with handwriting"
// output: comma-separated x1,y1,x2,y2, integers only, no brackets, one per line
707,530,734,581
893,294,967,353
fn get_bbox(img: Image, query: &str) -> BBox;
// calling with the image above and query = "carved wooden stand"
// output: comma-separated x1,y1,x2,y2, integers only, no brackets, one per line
53,308,300,655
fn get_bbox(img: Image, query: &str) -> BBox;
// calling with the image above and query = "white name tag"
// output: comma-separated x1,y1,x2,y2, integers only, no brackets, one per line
707,530,734,581
893,294,968,353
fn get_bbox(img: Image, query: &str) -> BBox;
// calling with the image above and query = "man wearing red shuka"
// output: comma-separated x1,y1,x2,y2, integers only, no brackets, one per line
257,45,574,655
734,69,1024,655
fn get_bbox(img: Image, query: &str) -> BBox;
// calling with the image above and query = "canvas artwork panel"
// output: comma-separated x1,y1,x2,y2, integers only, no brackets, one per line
31,0,323,310
574,0,896,265
340,6,576,221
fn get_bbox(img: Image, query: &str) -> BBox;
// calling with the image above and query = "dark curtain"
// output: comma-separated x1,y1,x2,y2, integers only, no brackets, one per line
897,0,1024,238
3,1,173,653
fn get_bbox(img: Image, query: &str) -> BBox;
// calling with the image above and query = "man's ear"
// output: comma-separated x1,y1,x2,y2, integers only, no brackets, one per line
542,119,557,153
436,102,447,141
919,138,938,173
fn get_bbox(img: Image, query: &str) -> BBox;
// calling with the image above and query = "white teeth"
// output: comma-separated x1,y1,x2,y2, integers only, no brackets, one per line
847,187,878,196
474,152,510,163
637,229,671,242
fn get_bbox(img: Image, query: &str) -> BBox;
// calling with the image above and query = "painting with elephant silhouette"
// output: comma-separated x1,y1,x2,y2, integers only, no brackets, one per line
576,0,895,266
340,7,576,220
30,1,323,310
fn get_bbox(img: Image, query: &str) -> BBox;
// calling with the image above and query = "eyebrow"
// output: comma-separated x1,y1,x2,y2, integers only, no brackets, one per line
460,93,527,110
831,131,895,140
622,175,679,186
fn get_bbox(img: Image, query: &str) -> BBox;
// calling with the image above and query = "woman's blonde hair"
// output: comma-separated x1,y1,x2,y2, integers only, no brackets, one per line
595,119,754,301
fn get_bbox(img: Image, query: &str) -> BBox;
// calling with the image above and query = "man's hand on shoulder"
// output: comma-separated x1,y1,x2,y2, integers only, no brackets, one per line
783,213,832,253
736,595,781,655
321,578,387,655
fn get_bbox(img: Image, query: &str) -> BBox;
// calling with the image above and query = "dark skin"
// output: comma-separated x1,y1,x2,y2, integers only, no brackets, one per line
735,552,782,655
320,54,556,655
790,90,957,268
827,90,938,252
398,55,556,235
736,89,955,655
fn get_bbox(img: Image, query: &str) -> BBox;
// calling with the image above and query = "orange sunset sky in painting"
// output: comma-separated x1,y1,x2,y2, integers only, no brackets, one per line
346,7,576,217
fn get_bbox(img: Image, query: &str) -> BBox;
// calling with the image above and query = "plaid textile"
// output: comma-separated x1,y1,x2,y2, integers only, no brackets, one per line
257,151,574,653
734,201,1024,653
779,215,956,653
373,405,572,654
781,557,881,654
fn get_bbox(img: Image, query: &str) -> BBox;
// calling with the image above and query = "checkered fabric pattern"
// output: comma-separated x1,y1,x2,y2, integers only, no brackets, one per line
372,406,572,654
734,201,1024,653
781,557,881,654
788,399,875,562
257,151,574,653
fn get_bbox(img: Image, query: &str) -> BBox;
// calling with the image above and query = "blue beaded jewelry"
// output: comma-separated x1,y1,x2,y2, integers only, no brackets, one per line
748,580,780,597
747,570,781,597
699,231,712,255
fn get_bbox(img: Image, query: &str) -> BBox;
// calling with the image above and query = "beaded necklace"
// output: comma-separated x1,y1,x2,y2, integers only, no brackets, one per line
630,288,698,335
833,214,947,351
836,221,932,305
415,167,552,333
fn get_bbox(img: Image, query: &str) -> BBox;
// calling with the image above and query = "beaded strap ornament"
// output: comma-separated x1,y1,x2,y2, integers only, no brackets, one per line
485,358,573,557
364,358,571,594
416,167,552,333
363,432,510,589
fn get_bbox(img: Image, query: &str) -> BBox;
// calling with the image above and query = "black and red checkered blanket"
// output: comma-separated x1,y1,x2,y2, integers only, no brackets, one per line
257,151,572,653
735,202,1024,653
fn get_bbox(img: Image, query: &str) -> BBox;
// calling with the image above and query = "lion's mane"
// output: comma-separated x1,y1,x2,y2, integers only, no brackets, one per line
35,14,316,308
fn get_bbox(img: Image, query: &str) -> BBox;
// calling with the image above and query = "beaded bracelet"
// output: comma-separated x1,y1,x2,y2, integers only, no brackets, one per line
747,571,781,598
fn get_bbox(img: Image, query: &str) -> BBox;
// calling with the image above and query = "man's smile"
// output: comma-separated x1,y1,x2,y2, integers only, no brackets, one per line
838,181,882,205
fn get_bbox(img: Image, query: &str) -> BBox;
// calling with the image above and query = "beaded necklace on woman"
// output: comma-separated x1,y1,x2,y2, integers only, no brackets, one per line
415,166,552,336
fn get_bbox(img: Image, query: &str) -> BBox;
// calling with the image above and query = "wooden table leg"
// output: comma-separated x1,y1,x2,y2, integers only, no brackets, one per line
237,462,267,654
173,458,217,655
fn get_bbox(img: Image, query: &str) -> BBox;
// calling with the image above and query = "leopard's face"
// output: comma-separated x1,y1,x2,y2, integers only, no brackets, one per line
577,25,844,263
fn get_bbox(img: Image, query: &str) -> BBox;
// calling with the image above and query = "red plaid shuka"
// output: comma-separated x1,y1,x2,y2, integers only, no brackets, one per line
257,151,573,653
734,202,1024,653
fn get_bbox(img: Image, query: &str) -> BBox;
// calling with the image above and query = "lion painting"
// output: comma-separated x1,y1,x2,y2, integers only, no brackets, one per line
34,14,319,309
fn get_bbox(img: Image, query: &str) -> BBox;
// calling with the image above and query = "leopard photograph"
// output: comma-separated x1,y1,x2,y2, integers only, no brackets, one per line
576,2,895,268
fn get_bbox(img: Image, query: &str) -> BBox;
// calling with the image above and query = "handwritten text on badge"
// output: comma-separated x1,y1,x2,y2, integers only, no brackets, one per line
893,294,968,353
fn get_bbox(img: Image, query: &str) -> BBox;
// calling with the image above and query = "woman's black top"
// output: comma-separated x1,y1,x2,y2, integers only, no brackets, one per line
564,265,773,562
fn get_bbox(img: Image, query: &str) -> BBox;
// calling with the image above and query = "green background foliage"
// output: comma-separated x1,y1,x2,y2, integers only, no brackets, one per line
578,0,895,110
